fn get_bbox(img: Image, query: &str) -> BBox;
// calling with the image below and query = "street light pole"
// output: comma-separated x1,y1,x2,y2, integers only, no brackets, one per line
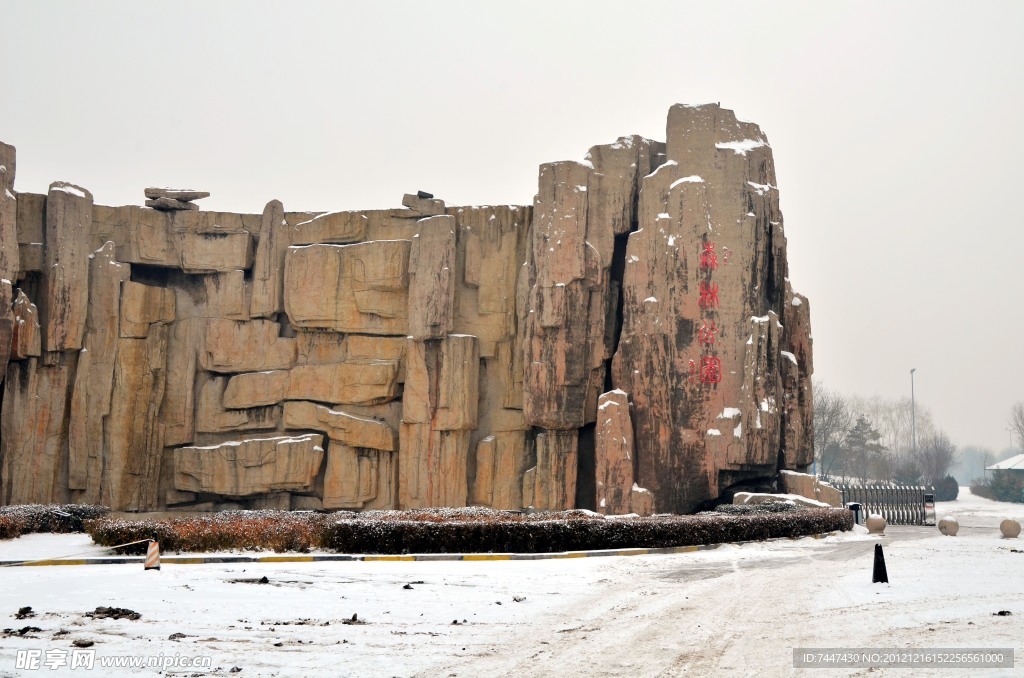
911,368,917,456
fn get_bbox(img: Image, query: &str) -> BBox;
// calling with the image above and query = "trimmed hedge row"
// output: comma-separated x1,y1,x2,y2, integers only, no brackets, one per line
0,504,108,540
88,511,332,555
85,506,851,554
700,503,801,515
322,508,852,554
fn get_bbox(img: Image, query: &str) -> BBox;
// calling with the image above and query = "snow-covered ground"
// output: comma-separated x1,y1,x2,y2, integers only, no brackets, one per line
0,489,1021,677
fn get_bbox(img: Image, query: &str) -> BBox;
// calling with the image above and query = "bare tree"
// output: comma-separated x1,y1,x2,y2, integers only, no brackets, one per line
813,381,853,478
848,394,935,459
916,431,958,486
1009,402,1024,451
814,386,951,484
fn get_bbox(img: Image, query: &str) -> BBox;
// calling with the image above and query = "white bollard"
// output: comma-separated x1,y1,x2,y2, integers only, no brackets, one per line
938,517,959,536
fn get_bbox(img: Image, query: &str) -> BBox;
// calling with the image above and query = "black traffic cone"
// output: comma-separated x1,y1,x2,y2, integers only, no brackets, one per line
872,543,888,583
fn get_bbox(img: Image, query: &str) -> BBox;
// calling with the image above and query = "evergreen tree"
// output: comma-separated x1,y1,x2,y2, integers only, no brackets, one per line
845,415,887,482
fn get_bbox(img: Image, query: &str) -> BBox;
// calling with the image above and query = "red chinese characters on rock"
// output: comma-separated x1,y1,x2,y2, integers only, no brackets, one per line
698,319,718,346
693,238,726,386
700,241,719,271
698,281,719,310
700,356,722,384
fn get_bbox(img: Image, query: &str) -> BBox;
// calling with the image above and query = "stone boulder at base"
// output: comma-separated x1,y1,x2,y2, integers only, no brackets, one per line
779,470,842,507
733,492,832,509
938,517,959,536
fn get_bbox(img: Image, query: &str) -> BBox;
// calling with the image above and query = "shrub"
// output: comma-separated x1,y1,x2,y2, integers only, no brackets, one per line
320,507,853,554
0,515,22,540
970,479,996,500
0,505,109,540
700,503,801,515
934,475,959,501
85,506,852,555
976,471,1024,503
87,511,331,555
84,506,852,555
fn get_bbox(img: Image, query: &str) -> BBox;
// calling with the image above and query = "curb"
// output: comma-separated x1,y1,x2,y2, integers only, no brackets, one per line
0,531,837,567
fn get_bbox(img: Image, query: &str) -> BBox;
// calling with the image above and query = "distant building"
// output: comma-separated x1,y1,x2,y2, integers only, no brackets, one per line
986,454,1024,476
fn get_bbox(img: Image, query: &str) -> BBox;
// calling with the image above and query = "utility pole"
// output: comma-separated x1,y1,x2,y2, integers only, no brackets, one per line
910,368,917,457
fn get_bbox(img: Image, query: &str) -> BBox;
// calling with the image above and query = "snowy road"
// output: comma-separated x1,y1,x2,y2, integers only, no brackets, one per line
1,490,1021,677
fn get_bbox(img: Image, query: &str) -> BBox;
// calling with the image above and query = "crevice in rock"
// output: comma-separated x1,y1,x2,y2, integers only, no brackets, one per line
15,272,43,308
129,263,173,287
603,232,631,393
601,186,641,392
524,427,539,472
424,339,442,424
276,312,295,338
714,470,778,508
575,422,596,510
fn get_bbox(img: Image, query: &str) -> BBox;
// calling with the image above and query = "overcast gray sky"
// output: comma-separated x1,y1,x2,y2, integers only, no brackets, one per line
2,1,1022,454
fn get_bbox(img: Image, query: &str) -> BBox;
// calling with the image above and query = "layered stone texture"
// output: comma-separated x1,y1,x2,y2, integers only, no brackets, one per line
0,281,13,382
284,241,410,335
174,434,324,496
0,142,17,282
44,182,92,352
779,470,841,507
594,389,653,515
399,335,479,508
0,104,812,514
144,187,210,212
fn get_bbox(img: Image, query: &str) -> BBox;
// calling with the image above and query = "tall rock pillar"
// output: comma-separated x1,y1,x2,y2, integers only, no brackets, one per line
0,142,18,283
612,104,813,513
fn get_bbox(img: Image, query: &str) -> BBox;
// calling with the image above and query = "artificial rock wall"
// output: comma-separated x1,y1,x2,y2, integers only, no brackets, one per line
0,104,813,515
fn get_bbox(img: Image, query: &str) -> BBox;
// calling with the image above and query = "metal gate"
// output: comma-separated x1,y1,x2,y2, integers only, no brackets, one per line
835,483,934,526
